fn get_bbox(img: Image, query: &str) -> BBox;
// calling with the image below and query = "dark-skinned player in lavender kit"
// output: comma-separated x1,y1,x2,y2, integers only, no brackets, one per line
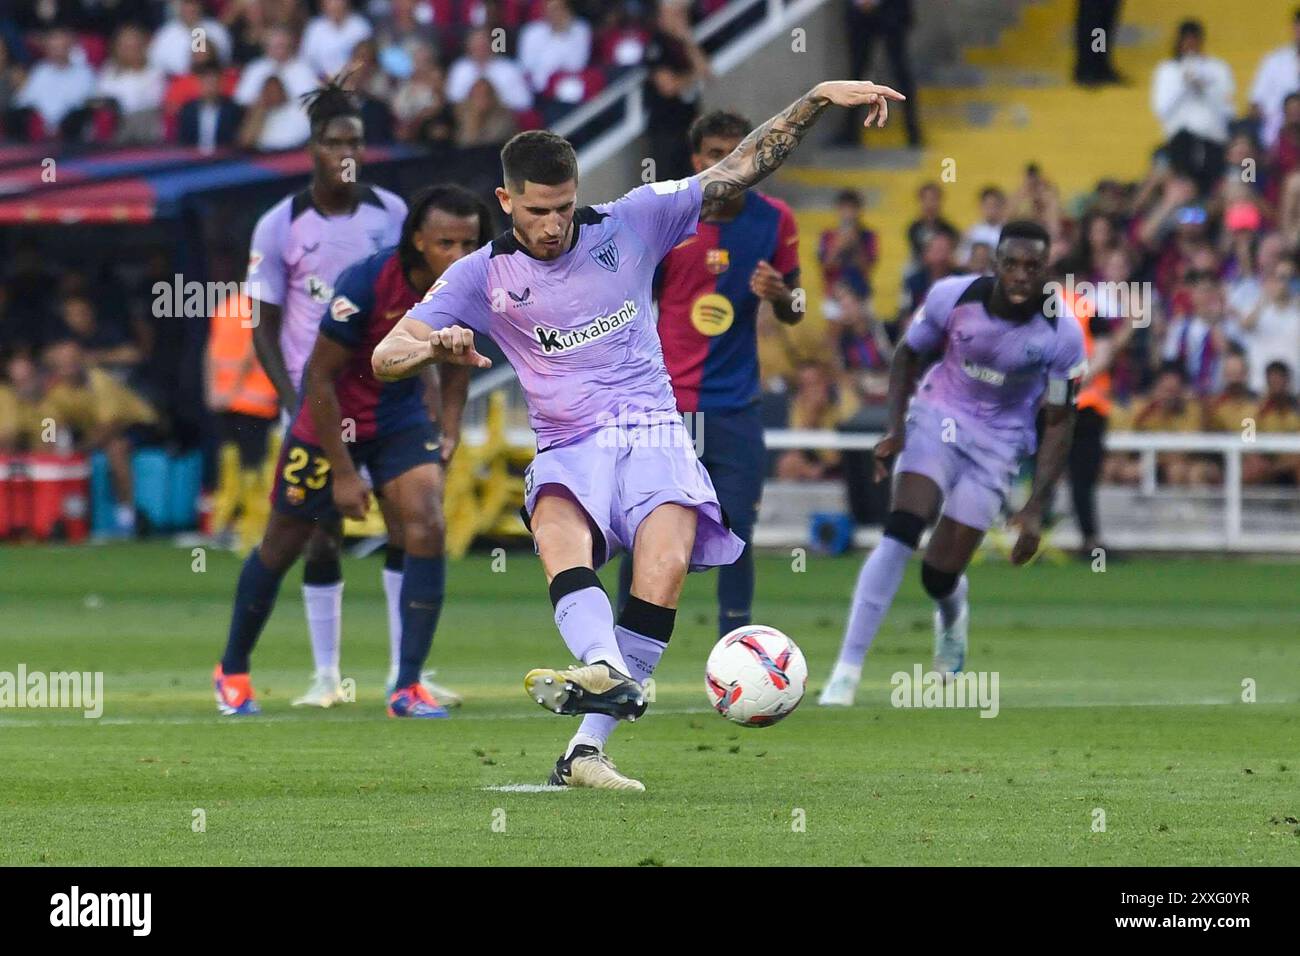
820,220,1087,706
373,80,905,790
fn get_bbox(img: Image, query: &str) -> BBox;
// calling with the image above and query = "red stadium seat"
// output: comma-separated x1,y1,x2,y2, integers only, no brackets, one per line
544,67,606,106
78,33,108,69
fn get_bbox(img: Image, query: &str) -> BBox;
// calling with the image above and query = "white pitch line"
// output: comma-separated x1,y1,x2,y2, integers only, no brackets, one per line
481,784,568,793
0,698,1296,728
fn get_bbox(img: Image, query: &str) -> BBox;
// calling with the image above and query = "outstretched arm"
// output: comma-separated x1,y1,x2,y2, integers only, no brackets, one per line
694,80,904,218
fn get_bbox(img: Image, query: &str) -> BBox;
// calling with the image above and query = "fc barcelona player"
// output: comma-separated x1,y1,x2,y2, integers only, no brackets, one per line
213,186,493,717
619,110,803,638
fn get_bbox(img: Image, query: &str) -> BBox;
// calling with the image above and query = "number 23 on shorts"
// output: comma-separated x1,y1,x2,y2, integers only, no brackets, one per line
282,445,331,490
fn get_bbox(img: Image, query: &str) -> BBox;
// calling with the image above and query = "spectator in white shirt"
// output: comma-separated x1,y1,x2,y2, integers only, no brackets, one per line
1249,9,1300,149
97,25,166,143
446,27,532,111
302,0,374,80
14,28,96,136
1238,259,1300,394
237,74,311,151
518,0,592,94
234,26,319,107
149,0,232,77
958,186,1007,264
1151,20,1235,195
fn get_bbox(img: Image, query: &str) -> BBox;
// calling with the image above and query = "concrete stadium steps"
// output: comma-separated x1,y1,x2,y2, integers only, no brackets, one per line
772,0,1286,352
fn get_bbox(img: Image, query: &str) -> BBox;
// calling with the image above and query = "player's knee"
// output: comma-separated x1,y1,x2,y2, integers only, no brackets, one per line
883,510,926,549
302,533,341,584
401,515,444,556
633,550,689,605
920,561,959,600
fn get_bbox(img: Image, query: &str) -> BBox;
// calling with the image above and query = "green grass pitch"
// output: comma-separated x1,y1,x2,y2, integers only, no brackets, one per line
1,543,1297,866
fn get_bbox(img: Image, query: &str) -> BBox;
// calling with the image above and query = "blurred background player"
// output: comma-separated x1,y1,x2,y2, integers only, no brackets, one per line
244,77,410,708
618,109,803,638
820,222,1086,705
378,79,904,790
205,289,277,551
214,185,490,718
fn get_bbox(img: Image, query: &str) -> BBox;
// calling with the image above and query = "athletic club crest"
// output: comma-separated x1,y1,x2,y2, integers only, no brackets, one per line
705,248,730,274
591,239,619,273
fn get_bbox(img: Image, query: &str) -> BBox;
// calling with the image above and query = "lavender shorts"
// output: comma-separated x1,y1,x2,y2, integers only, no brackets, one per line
523,419,745,571
893,402,1023,531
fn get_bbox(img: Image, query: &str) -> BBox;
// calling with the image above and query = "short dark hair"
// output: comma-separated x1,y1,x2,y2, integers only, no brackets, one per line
835,188,863,207
302,75,361,141
996,219,1050,249
500,130,578,192
688,110,751,153
399,184,494,275
980,185,1005,202
1265,359,1293,379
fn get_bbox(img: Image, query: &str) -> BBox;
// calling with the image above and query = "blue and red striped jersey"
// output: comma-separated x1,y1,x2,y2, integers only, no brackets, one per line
655,190,799,411
292,247,427,445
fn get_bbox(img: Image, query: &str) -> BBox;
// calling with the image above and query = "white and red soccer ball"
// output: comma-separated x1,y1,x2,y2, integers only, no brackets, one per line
704,625,807,727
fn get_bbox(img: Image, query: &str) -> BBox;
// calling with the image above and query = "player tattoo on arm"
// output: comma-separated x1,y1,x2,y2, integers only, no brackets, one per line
695,80,904,219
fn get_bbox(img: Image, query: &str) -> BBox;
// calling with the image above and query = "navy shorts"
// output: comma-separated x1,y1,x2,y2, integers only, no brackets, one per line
271,422,442,522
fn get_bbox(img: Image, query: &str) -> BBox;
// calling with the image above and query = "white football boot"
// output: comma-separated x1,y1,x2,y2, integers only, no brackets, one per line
291,671,347,708
932,604,969,678
817,660,861,706
549,745,646,792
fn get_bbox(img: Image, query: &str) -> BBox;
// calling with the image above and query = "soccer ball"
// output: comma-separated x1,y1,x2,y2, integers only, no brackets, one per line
704,625,808,726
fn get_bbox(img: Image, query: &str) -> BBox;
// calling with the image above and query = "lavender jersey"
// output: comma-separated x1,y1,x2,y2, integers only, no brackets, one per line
407,177,703,450
246,185,407,391
905,274,1087,455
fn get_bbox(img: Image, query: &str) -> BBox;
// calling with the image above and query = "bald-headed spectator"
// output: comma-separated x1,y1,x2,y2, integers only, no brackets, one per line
149,0,232,77
13,28,96,138
446,27,533,111
97,24,166,143
519,0,592,94
301,0,373,79
234,25,318,107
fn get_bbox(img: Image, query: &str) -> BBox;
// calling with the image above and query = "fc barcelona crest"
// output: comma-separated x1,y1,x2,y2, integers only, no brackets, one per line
705,248,730,275
591,239,619,273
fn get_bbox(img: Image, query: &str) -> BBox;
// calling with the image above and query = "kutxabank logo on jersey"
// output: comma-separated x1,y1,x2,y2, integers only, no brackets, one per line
533,299,639,354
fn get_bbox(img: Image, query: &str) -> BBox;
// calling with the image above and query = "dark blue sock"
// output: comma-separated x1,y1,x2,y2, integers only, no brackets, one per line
717,540,754,638
395,554,445,689
220,549,286,674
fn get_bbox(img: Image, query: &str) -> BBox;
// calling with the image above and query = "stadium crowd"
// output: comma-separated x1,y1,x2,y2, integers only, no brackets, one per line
0,0,719,149
770,11,1300,490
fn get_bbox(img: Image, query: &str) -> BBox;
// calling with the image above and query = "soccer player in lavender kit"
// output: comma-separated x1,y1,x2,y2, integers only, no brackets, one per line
374,78,905,789
245,79,458,708
819,220,1088,706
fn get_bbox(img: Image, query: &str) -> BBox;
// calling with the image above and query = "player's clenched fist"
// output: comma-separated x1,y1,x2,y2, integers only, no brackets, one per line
428,326,492,368
749,260,788,302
